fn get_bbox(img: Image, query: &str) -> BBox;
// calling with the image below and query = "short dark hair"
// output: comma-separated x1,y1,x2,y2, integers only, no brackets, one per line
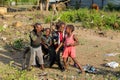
33,23,42,29
67,25,75,32
56,21,65,30
45,28,51,32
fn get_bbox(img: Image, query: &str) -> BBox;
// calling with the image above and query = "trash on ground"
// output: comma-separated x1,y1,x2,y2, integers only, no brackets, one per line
105,53,120,57
105,61,119,68
83,64,97,73
38,72,47,76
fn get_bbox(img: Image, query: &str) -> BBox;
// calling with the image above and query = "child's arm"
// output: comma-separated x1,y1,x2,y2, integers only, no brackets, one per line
72,34,79,46
56,42,63,53
41,37,48,48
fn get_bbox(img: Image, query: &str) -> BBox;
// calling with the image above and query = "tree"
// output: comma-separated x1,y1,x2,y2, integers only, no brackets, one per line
39,0,49,11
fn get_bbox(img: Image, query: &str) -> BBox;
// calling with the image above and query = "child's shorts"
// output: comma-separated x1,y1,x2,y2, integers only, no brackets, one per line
62,47,76,58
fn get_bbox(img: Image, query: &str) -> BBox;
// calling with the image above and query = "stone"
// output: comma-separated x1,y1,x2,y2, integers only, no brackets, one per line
0,7,7,15
13,21,23,27
3,24,8,29
1,37,7,41
113,22,119,29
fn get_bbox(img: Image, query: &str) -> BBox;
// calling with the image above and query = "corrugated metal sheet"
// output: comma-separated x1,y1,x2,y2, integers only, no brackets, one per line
69,0,108,8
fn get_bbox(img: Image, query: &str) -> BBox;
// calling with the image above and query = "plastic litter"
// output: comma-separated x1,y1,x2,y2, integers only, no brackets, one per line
105,61,119,68
83,64,97,73
105,53,120,57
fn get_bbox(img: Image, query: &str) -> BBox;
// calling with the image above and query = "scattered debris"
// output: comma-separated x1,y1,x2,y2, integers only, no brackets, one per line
1,37,7,41
38,72,47,76
0,7,7,15
83,64,97,73
105,61,119,68
0,47,6,51
104,59,109,61
13,21,23,27
105,53,120,57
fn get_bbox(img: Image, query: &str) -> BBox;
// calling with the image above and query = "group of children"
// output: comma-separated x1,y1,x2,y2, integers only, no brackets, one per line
27,22,84,73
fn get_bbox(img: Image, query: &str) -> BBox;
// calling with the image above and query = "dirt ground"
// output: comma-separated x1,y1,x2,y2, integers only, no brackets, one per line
0,11,120,80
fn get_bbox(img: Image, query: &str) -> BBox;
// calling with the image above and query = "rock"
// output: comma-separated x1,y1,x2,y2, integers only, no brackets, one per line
13,21,23,27
0,7,7,15
3,24,8,29
113,22,119,29
0,47,6,51
104,59,109,61
94,45,98,48
13,14,28,20
1,37,7,41
94,55,98,57
97,31,106,37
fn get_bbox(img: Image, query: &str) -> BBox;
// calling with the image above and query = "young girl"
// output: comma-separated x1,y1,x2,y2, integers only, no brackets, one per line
63,25,84,73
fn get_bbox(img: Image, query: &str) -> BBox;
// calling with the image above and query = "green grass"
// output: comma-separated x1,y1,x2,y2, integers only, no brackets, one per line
0,62,37,80
45,9,120,30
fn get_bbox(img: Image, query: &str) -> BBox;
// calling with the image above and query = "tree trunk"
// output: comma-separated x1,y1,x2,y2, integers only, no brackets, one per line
45,0,49,11
39,0,43,11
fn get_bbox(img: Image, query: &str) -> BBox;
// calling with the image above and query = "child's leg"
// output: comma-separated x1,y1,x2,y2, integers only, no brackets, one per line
56,49,64,71
63,57,67,69
49,47,56,67
72,58,84,73
37,46,44,70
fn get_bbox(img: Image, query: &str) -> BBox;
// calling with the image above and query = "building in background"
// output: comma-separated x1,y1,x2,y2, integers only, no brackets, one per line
0,0,120,9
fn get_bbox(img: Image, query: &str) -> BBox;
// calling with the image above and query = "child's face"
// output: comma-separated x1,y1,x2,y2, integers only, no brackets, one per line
59,24,65,32
36,25,42,32
45,29,50,36
66,27,71,33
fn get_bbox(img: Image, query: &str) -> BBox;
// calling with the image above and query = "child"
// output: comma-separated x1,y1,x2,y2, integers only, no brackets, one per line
41,28,56,67
62,25,84,73
51,22,66,71
29,23,44,70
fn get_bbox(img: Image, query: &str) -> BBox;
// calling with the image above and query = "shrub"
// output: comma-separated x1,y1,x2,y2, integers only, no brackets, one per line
45,9,120,30
12,38,25,50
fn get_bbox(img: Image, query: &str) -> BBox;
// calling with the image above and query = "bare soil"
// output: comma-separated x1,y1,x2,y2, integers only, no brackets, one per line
0,11,120,80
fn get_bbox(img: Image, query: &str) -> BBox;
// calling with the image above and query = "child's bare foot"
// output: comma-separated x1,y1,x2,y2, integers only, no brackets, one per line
81,71,85,74
78,70,85,74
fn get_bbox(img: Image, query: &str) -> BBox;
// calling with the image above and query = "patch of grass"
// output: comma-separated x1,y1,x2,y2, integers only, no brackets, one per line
45,9,120,30
0,62,37,80
12,38,25,50
0,26,5,32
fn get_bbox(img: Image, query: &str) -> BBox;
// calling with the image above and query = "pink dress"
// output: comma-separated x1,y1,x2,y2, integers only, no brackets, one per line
63,33,76,58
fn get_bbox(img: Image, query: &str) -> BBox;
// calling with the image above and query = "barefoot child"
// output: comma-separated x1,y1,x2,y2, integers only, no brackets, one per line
29,23,44,70
41,28,56,67
63,25,84,73
51,22,66,71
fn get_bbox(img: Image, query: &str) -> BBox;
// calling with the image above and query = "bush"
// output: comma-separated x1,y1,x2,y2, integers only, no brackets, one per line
106,3,120,11
12,38,25,50
45,9,120,30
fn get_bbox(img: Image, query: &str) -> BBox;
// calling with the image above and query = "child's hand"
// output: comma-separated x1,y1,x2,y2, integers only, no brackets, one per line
44,45,48,49
66,44,74,47
55,48,59,53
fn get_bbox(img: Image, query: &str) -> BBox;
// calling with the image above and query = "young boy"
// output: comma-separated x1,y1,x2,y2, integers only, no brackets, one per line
51,22,66,71
29,23,44,70
41,28,56,67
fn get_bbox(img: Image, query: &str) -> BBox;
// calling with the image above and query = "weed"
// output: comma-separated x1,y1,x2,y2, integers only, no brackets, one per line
12,38,25,50
45,9,120,30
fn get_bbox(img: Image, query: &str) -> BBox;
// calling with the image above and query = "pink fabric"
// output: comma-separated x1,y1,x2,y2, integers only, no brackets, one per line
63,34,76,58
